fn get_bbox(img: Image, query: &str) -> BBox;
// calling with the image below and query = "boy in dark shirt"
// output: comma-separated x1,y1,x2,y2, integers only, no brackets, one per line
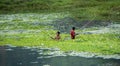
51,31,61,40
55,31,61,40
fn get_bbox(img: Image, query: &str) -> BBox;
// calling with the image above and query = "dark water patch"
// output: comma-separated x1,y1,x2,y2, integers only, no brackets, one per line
0,45,120,66
0,46,41,66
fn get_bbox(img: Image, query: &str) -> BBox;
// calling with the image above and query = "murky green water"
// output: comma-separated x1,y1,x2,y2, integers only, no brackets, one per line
0,46,120,66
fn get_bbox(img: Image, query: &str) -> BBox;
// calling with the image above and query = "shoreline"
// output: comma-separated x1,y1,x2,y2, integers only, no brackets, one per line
1,44,120,60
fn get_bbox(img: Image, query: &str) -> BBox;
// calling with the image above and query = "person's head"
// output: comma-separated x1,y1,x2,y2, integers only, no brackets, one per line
57,31,60,35
72,27,75,30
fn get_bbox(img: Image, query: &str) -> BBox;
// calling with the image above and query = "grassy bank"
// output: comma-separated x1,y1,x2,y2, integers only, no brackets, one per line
0,0,120,22
0,30,120,55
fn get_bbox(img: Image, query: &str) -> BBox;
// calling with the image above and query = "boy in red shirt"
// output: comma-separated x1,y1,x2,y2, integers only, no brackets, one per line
70,27,76,39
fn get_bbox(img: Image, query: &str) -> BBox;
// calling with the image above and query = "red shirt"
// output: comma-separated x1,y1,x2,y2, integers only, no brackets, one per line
70,30,75,39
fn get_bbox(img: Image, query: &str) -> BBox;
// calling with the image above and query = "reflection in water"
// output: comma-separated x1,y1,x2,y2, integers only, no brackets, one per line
0,46,120,66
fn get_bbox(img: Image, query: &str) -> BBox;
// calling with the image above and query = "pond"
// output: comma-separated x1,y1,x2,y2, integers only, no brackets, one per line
0,45,120,66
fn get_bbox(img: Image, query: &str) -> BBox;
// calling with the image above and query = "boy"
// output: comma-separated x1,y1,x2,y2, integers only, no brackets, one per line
51,31,61,40
55,31,61,40
70,27,76,39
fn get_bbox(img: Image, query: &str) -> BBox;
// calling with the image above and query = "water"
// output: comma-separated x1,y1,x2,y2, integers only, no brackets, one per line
0,46,120,66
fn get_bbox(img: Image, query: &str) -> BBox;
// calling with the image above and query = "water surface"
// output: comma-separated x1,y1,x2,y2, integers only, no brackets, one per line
0,46,120,66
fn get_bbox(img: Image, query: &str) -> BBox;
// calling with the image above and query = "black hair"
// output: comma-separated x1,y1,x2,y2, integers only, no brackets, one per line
57,31,60,34
72,27,75,30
